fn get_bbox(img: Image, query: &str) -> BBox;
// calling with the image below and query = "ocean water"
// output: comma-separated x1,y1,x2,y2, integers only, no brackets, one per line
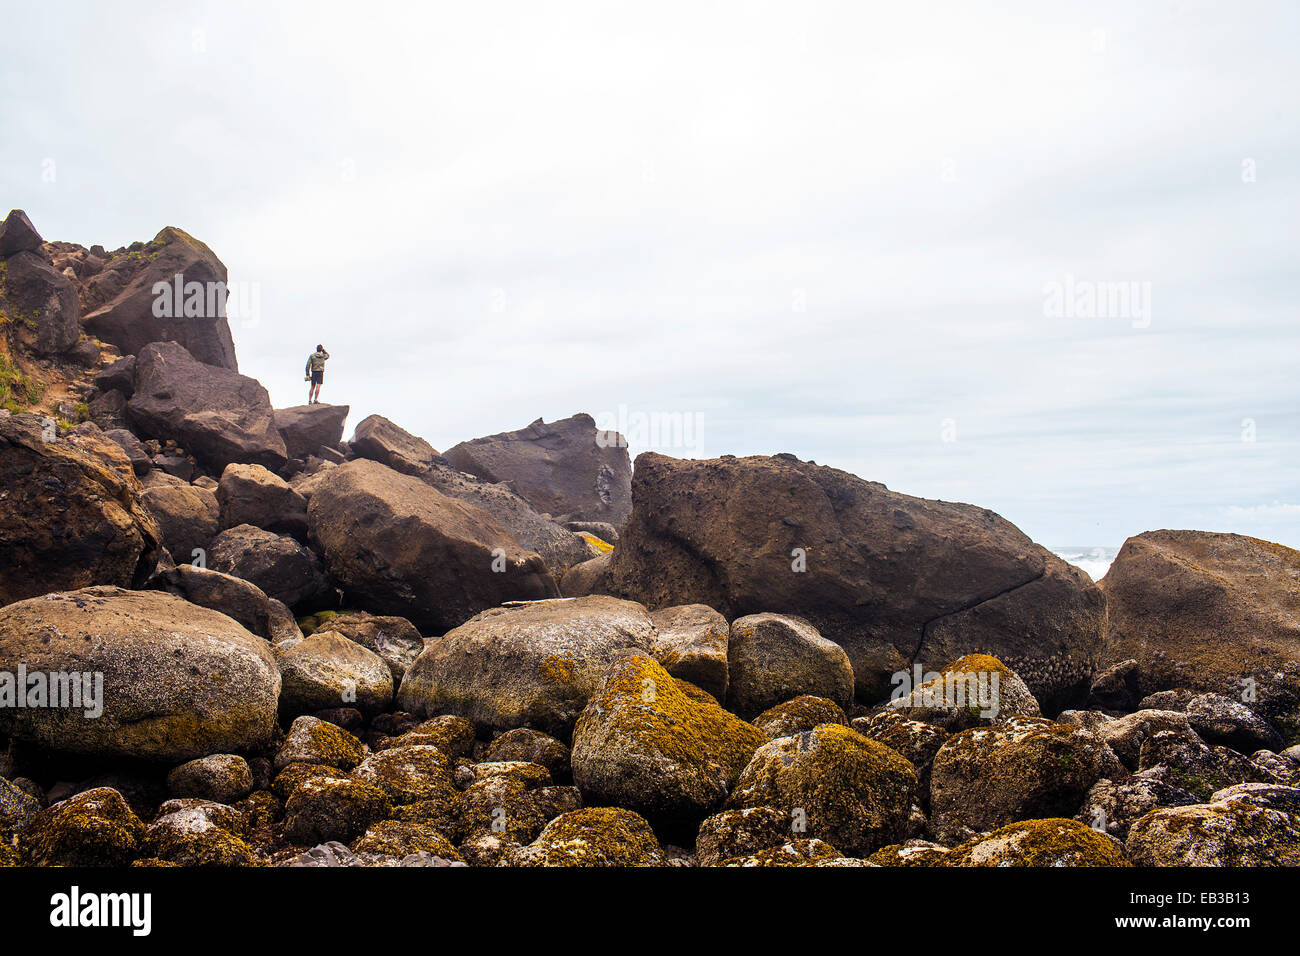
1051,546,1120,582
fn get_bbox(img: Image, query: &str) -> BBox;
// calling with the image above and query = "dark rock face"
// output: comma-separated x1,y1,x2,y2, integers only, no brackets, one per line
275,404,350,460
80,227,238,370
94,355,136,396
127,341,287,473
418,461,591,572
1,249,81,355
209,524,328,608
443,413,633,527
349,415,438,476
605,453,1106,712
0,210,44,257
1100,530,1300,741
0,413,161,606
140,479,220,561
216,463,309,537
307,458,557,633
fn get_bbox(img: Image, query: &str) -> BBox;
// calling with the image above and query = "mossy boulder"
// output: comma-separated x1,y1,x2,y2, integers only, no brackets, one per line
944,818,1130,866
725,723,917,856
382,715,476,758
1185,693,1285,754
271,762,353,802
458,761,560,848
399,596,656,739
851,710,950,809
726,613,855,718
19,787,145,866
353,745,459,806
929,716,1122,844
166,754,254,803
888,653,1040,730
753,695,848,739
696,806,799,865
283,778,392,845
502,807,664,867
0,775,41,836
571,656,768,830
275,632,394,717
1125,783,1300,866
483,728,572,782
145,804,259,866
717,838,844,867
648,604,730,702
351,820,463,861
274,716,366,771
867,840,952,866
1075,768,1199,839
0,587,280,762
1136,730,1253,801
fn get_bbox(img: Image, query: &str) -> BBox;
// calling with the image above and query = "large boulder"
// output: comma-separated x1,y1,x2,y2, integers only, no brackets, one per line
648,604,730,702
726,613,854,718
398,596,656,738
274,403,350,460
1,248,81,355
0,413,161,605
80,227,238,370
570,656,767,830
0,587,281,761
0,209,44,257
313,613,425,683
1100,530,1300,741
349,414,438,476
208,524,327,608
128,341,287,473
306,458,556,632
274,632,394,717
928,716,1121,844
442,413,633,527
216,463,309,536
149,562,302,644
1125,783,1300,866
502,807,663,867
724,723,917,856
605,453,1106,712
140,480,220,562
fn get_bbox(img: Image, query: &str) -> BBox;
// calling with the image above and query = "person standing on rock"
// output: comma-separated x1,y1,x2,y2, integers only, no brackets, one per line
305,344,330,405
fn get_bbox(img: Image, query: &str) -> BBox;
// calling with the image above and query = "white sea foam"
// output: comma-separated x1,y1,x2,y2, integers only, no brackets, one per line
1051,546,1119,582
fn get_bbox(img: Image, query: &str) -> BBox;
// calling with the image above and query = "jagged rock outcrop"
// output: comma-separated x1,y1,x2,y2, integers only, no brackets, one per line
1100,530,1300,741
306,458,556,632
443,413,632,527
604,453,1105,712
0,413,161,605
79,227,238,370
0,211,81,355
349,414,438,476
128,341,287,473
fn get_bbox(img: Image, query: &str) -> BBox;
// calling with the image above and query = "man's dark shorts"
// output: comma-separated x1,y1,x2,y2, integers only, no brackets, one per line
311,370,323,385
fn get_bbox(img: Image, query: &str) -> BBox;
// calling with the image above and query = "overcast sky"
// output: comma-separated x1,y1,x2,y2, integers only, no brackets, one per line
3,1,1297,553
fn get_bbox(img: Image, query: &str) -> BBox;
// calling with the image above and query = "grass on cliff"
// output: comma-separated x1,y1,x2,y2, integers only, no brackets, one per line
0,350,46,413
